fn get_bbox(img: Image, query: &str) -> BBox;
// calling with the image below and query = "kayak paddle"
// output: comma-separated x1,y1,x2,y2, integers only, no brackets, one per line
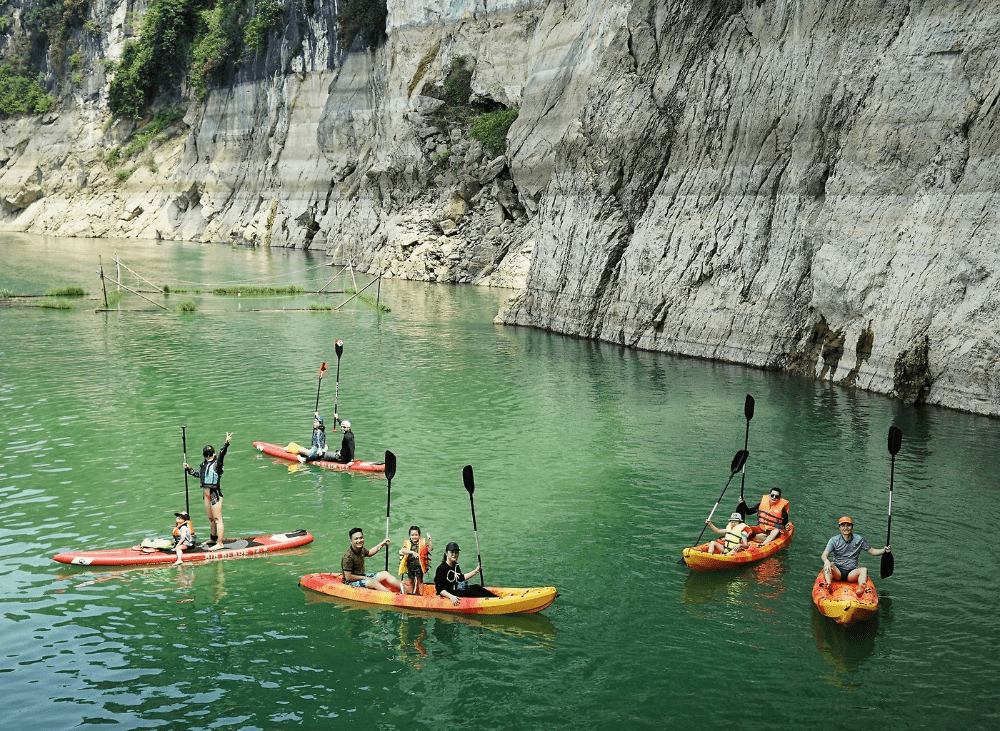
314,361,328,415
739,394,755,506
384,450,396,572
463,465,486,586
677,449,750,565
333,340,344,421
882,426,902,579
181,425,190,515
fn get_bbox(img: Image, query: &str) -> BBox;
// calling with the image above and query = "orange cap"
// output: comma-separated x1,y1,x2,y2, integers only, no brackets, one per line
838,516,853,525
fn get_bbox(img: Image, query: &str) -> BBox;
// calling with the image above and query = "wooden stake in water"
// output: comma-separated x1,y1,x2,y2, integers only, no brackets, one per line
99,257,109,308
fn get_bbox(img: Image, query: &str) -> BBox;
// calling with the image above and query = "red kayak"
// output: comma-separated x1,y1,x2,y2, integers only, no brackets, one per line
253,441,386,473
53,530,314,566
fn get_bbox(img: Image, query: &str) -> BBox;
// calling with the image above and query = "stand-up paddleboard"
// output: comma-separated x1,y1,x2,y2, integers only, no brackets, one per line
54,530,314,566
253,441,386,473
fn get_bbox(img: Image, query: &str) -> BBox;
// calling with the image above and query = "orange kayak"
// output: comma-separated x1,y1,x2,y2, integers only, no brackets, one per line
299,572,557,615
682,523,794,571
811,570,879,625
253,441,386,473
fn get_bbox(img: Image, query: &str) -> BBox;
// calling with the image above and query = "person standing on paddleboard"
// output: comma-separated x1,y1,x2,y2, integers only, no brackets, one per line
185,432,232,551
820,516,890,597
434,542,497,606
342,527,405,593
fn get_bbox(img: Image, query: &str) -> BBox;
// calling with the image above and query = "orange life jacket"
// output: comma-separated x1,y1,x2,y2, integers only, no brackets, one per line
397,537,430,575
173,520,194,538
756,495,789,530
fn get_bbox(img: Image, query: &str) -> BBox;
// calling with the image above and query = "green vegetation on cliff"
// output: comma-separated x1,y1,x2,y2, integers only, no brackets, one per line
0,64,56,116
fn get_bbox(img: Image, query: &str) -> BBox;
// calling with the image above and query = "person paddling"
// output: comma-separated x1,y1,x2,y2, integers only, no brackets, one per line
434,542,497,606
820,516,891,597
184,432,232,551
705,512,751,554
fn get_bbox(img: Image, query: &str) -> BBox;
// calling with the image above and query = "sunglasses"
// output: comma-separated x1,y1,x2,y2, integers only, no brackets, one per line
770,493,780,499
839,522,853,527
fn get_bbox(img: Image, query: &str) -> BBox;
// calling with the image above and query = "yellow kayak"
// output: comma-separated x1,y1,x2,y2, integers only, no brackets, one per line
811,570,879,625
682,523,794,571
299,573,557,615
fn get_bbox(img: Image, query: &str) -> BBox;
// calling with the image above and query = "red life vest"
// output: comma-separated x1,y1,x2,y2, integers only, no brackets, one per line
756,495,789,530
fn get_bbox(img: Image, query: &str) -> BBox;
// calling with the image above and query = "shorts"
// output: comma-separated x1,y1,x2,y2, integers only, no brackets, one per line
347,572,377,588
831,563,857,577
203,486,223,505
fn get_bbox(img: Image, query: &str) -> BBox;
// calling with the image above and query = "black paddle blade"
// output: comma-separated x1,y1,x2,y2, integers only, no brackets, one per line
385,450,396,481
881,550,895,579
731,450,749,474
335,340,344,358
463,465,475,495
744,394,755,422
888,426,902,455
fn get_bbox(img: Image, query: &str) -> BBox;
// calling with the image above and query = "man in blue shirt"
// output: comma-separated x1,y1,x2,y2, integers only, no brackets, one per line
820,516,890,596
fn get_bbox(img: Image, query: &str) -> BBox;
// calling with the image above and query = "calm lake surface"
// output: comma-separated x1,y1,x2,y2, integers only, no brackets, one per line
1,234,998,729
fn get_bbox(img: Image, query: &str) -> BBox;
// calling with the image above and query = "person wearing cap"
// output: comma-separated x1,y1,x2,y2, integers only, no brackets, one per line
704,512,752,554
184,431,233,550
327,413,355,464
433,542,497,606
341,527,404,593
298,413,330,463
171,511,196,565
737,486,790,545
820,516,891,597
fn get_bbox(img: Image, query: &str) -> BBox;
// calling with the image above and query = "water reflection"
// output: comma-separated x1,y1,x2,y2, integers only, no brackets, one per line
811,607,878,687
679,555,789,612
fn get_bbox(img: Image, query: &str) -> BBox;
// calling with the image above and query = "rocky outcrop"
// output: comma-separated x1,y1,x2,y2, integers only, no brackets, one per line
2,0,1000,417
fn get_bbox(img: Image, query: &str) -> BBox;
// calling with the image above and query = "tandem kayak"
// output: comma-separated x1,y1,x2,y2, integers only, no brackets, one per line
253,441,386,473
811,570,879,625
682,523,795,571
299,573,558,615
54,530,314,566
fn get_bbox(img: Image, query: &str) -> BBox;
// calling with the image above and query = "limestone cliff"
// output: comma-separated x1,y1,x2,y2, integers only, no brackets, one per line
1,0,999,417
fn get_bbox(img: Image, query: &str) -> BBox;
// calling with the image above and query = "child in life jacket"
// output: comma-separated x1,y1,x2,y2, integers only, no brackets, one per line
705,512,751,554
398,526,433,595
172,510,196,565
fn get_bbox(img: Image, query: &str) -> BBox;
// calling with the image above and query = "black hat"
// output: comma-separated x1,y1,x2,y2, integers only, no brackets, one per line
203,445,215,458
445,542,460,553
174,511,189,519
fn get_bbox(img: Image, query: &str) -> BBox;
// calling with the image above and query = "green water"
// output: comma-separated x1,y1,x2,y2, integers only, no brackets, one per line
1,234,998,729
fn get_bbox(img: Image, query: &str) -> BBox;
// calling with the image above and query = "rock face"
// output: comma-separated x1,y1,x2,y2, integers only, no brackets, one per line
1,0,999,416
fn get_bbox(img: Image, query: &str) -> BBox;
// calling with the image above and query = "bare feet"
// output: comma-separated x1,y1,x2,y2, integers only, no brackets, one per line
297,456,306,463
173,559,183,565
208,542,224,551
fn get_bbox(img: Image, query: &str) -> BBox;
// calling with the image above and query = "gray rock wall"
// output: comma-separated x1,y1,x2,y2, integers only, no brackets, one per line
1,0,999,416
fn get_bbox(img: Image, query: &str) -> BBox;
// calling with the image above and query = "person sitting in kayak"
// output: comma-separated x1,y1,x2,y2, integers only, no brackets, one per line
329,415,355,464
341,527,404,593
738,487,789,545
398,526,433,595
705,512,751,554
172,510,196,565
434,542,498,606
184,432,232,551
820,516,890,597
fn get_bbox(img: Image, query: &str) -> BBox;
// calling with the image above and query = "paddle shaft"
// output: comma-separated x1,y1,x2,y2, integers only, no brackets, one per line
181,425,190,515
739,395,755,501
679,450,749,561
314,363,326,414
334,340,343,419
469,493,485,586
384,450,396,572
882,426,902,579
463,465,485,585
